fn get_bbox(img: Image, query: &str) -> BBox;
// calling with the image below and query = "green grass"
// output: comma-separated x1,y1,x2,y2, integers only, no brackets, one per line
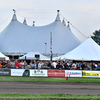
0,94,100,99
0,77,100,99
0,76,100,82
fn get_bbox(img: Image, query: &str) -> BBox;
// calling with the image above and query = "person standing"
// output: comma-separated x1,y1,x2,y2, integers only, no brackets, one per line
24,61,27,69
32,62,36,69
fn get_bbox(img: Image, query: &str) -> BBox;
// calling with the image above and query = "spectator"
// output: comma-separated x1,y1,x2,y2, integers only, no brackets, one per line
15,60,19,68
86,63,91,70
92,62,96,70
42,62,48,69
0,62,2,68
24,61,27,69
81,62,86,70
56,61,60,69
71,62,76,70
38,61,42,69
47,61,51,69
52,61,57,69
20,61,24,69
29,61,33,68
64,63,69,69
76,62,80,70
96,63,100,70
32,62,36,69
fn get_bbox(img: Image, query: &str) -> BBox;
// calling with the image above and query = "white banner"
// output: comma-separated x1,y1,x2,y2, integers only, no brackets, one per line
11,69,25,76
65,70,82,77
30,70,47,77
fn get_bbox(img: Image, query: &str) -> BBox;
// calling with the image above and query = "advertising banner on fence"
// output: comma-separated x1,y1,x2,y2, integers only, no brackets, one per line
48,70,65,77
11,69,29,76
82,71,100,77
65,70,82,77
0,69,10,76
30,70,47,77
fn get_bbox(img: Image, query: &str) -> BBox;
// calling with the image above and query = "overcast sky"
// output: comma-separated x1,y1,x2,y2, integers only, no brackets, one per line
0,0,100,42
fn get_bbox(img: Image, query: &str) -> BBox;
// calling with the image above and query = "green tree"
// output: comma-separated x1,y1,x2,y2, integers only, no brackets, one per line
91,30,100,45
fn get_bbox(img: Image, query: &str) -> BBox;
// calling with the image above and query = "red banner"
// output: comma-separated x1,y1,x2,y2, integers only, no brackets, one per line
48,70,65,77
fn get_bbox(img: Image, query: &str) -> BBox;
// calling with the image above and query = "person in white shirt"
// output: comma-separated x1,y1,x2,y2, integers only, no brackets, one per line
20,61,24,69
52,61,57,68
38,61,42,69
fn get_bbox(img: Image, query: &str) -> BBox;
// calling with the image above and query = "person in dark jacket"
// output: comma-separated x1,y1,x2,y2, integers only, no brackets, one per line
81,62,86,70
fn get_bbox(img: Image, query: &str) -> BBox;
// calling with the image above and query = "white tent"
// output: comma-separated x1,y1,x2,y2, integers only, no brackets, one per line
0,10,81,56
19,52,48,60
0,52,9,60
59,38,100,61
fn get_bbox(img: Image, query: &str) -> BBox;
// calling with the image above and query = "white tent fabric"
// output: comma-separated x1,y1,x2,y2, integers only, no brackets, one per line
5,57,9,60
0,52,9,60
19,52,48,60
59,38,100,61
0,11,81,55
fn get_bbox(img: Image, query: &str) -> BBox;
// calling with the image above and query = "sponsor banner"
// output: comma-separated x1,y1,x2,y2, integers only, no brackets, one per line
30,70,47,77
11,69,26,76
65,70,82,77
82,71,100,77
0,69,10,76
48,70,65,77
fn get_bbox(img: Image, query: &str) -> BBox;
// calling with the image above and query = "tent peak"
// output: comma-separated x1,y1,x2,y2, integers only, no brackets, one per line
12,9,17,21
55,10,61,21
67,21,71,30
32,21,35,26
62,19,66,26
23,18,27,25
12,9,16,14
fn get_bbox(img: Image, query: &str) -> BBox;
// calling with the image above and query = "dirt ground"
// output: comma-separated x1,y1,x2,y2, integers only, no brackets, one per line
0,82,100,100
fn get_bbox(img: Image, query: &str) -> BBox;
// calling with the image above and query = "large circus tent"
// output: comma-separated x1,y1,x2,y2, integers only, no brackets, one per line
0,10,81,59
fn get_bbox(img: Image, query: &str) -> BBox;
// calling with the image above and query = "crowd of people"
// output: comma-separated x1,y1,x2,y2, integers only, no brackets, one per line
0,60,100,70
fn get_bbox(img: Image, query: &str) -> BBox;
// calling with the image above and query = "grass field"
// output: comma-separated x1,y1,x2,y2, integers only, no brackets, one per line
0,76,100,82
0,76,100,99
0,94,100,99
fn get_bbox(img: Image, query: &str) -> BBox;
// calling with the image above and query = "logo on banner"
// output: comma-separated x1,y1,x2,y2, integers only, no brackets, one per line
48,70,65,77
30,69,47,76
65,70,82,77
34,70,43,74
0,69,10,76
66,72,81,75
82,71,99,77
23,70,29,76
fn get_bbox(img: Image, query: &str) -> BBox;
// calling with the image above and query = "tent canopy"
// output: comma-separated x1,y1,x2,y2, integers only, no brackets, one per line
0,52,9,60
58,38,100,61
0,11,81,55
19,52,48,60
